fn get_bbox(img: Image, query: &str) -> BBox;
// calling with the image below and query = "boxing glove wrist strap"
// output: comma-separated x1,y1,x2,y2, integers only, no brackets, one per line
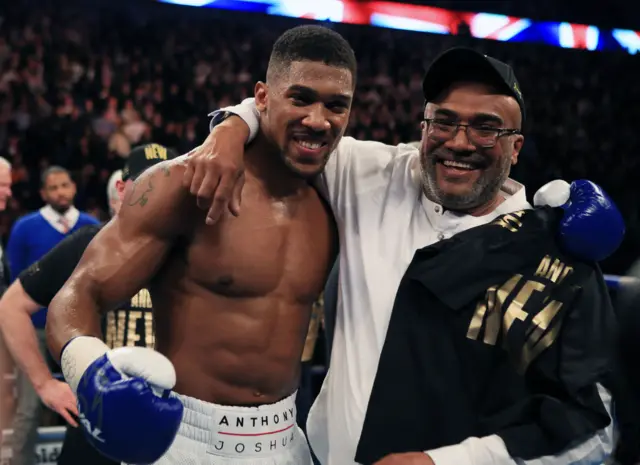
533,180,571,208
60,336,109,393
210,98,259,143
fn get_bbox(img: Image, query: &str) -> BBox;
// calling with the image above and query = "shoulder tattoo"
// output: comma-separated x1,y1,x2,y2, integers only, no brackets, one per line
127,176,154,207
125,164,173,207
125,163,174,208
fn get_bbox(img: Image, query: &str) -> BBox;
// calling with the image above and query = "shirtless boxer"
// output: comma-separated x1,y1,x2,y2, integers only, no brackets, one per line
0,143,178,465
45,25,352,465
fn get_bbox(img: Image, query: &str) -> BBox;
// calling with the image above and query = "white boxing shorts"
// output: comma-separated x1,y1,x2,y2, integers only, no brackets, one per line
143,391,312,465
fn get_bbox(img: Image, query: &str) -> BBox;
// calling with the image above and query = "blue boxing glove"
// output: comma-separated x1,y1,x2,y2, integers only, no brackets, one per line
533,179,625,261
60,336,184,464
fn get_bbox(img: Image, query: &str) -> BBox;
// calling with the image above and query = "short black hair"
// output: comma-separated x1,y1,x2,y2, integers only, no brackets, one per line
41,166,71,187
266,25,357,87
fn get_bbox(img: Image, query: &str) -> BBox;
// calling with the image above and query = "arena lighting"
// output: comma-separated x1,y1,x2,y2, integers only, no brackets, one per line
369,13,449,35
611,29,640,54
468,13,532,41
157,0,639,55
160,0,215,6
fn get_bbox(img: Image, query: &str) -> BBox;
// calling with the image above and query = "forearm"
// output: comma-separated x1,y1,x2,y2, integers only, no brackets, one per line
209,98,256,142
209,114,251,140
0,282,53,391
426,428,611,465
0,309,52,391
46,278,104,363
0,335,14,375
198,115,251,162
426,435,515,465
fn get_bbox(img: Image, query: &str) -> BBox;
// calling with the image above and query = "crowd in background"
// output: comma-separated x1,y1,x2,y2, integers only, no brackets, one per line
0,0,638,278
0,1,639,462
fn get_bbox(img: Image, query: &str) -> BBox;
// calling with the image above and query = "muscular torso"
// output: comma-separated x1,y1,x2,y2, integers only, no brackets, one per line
151,175,336,405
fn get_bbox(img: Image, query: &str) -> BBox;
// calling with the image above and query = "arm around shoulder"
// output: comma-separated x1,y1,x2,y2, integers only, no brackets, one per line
209,97,258,142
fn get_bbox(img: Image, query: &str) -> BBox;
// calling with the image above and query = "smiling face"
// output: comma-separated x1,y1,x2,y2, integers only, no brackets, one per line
255,60,354,178
420,81,524,214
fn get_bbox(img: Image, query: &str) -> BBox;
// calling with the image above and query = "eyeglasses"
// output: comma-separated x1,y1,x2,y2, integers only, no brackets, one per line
423,118,521,148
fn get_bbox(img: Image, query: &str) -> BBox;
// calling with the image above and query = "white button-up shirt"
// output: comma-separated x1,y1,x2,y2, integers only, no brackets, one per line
214,99,614,465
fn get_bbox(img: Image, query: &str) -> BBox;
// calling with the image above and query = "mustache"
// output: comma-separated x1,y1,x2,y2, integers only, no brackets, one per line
290,127,330,142
428,149,490,168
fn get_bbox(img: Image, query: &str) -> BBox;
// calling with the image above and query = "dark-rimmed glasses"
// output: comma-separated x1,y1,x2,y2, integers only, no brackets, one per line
423,118,521,148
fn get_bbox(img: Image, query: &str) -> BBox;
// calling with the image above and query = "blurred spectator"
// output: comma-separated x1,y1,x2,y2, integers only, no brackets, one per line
4,165,98,465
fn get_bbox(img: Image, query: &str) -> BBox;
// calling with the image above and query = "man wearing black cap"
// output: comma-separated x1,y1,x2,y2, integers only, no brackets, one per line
187,45,619,465
0,143,178,465
418,48,526,216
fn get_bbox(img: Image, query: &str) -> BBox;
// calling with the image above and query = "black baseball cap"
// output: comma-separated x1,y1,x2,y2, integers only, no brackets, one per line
422,47,526,124
122,143,179,181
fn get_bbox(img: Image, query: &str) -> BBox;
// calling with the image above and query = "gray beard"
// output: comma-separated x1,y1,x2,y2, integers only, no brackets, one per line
420,155,511,212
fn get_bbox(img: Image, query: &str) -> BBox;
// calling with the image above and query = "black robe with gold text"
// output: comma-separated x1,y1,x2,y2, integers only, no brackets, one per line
356,207,614,464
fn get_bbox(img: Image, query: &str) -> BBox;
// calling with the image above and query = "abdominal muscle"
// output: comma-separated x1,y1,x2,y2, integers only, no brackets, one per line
151,284,312,406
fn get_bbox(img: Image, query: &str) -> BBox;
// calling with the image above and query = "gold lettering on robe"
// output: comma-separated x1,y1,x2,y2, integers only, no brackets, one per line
131,289,152,308
466,292,493,342
534,255,573,284
492,210,527,233
144,312,155,349
467,267,567,372
466,274,521,345
115,312,126,348
105,312,117,348
519,298,564,373
503,279,545,339
104,289,155,349
126,311,143,346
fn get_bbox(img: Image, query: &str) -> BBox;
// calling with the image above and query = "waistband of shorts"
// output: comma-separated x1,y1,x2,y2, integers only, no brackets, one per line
172,391,299,459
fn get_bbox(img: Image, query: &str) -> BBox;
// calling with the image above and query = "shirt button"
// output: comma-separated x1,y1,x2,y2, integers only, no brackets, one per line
434,206,441,213
437,232,445,240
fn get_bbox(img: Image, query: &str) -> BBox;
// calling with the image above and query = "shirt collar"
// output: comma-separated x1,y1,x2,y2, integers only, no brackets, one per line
40,204,80,233
421,178,531,231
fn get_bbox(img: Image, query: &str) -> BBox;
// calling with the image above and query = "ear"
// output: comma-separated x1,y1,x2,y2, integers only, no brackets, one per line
115,179,127,202
422,103,434,135
510,134,524,165
39,188,46,202
254,81,268,112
